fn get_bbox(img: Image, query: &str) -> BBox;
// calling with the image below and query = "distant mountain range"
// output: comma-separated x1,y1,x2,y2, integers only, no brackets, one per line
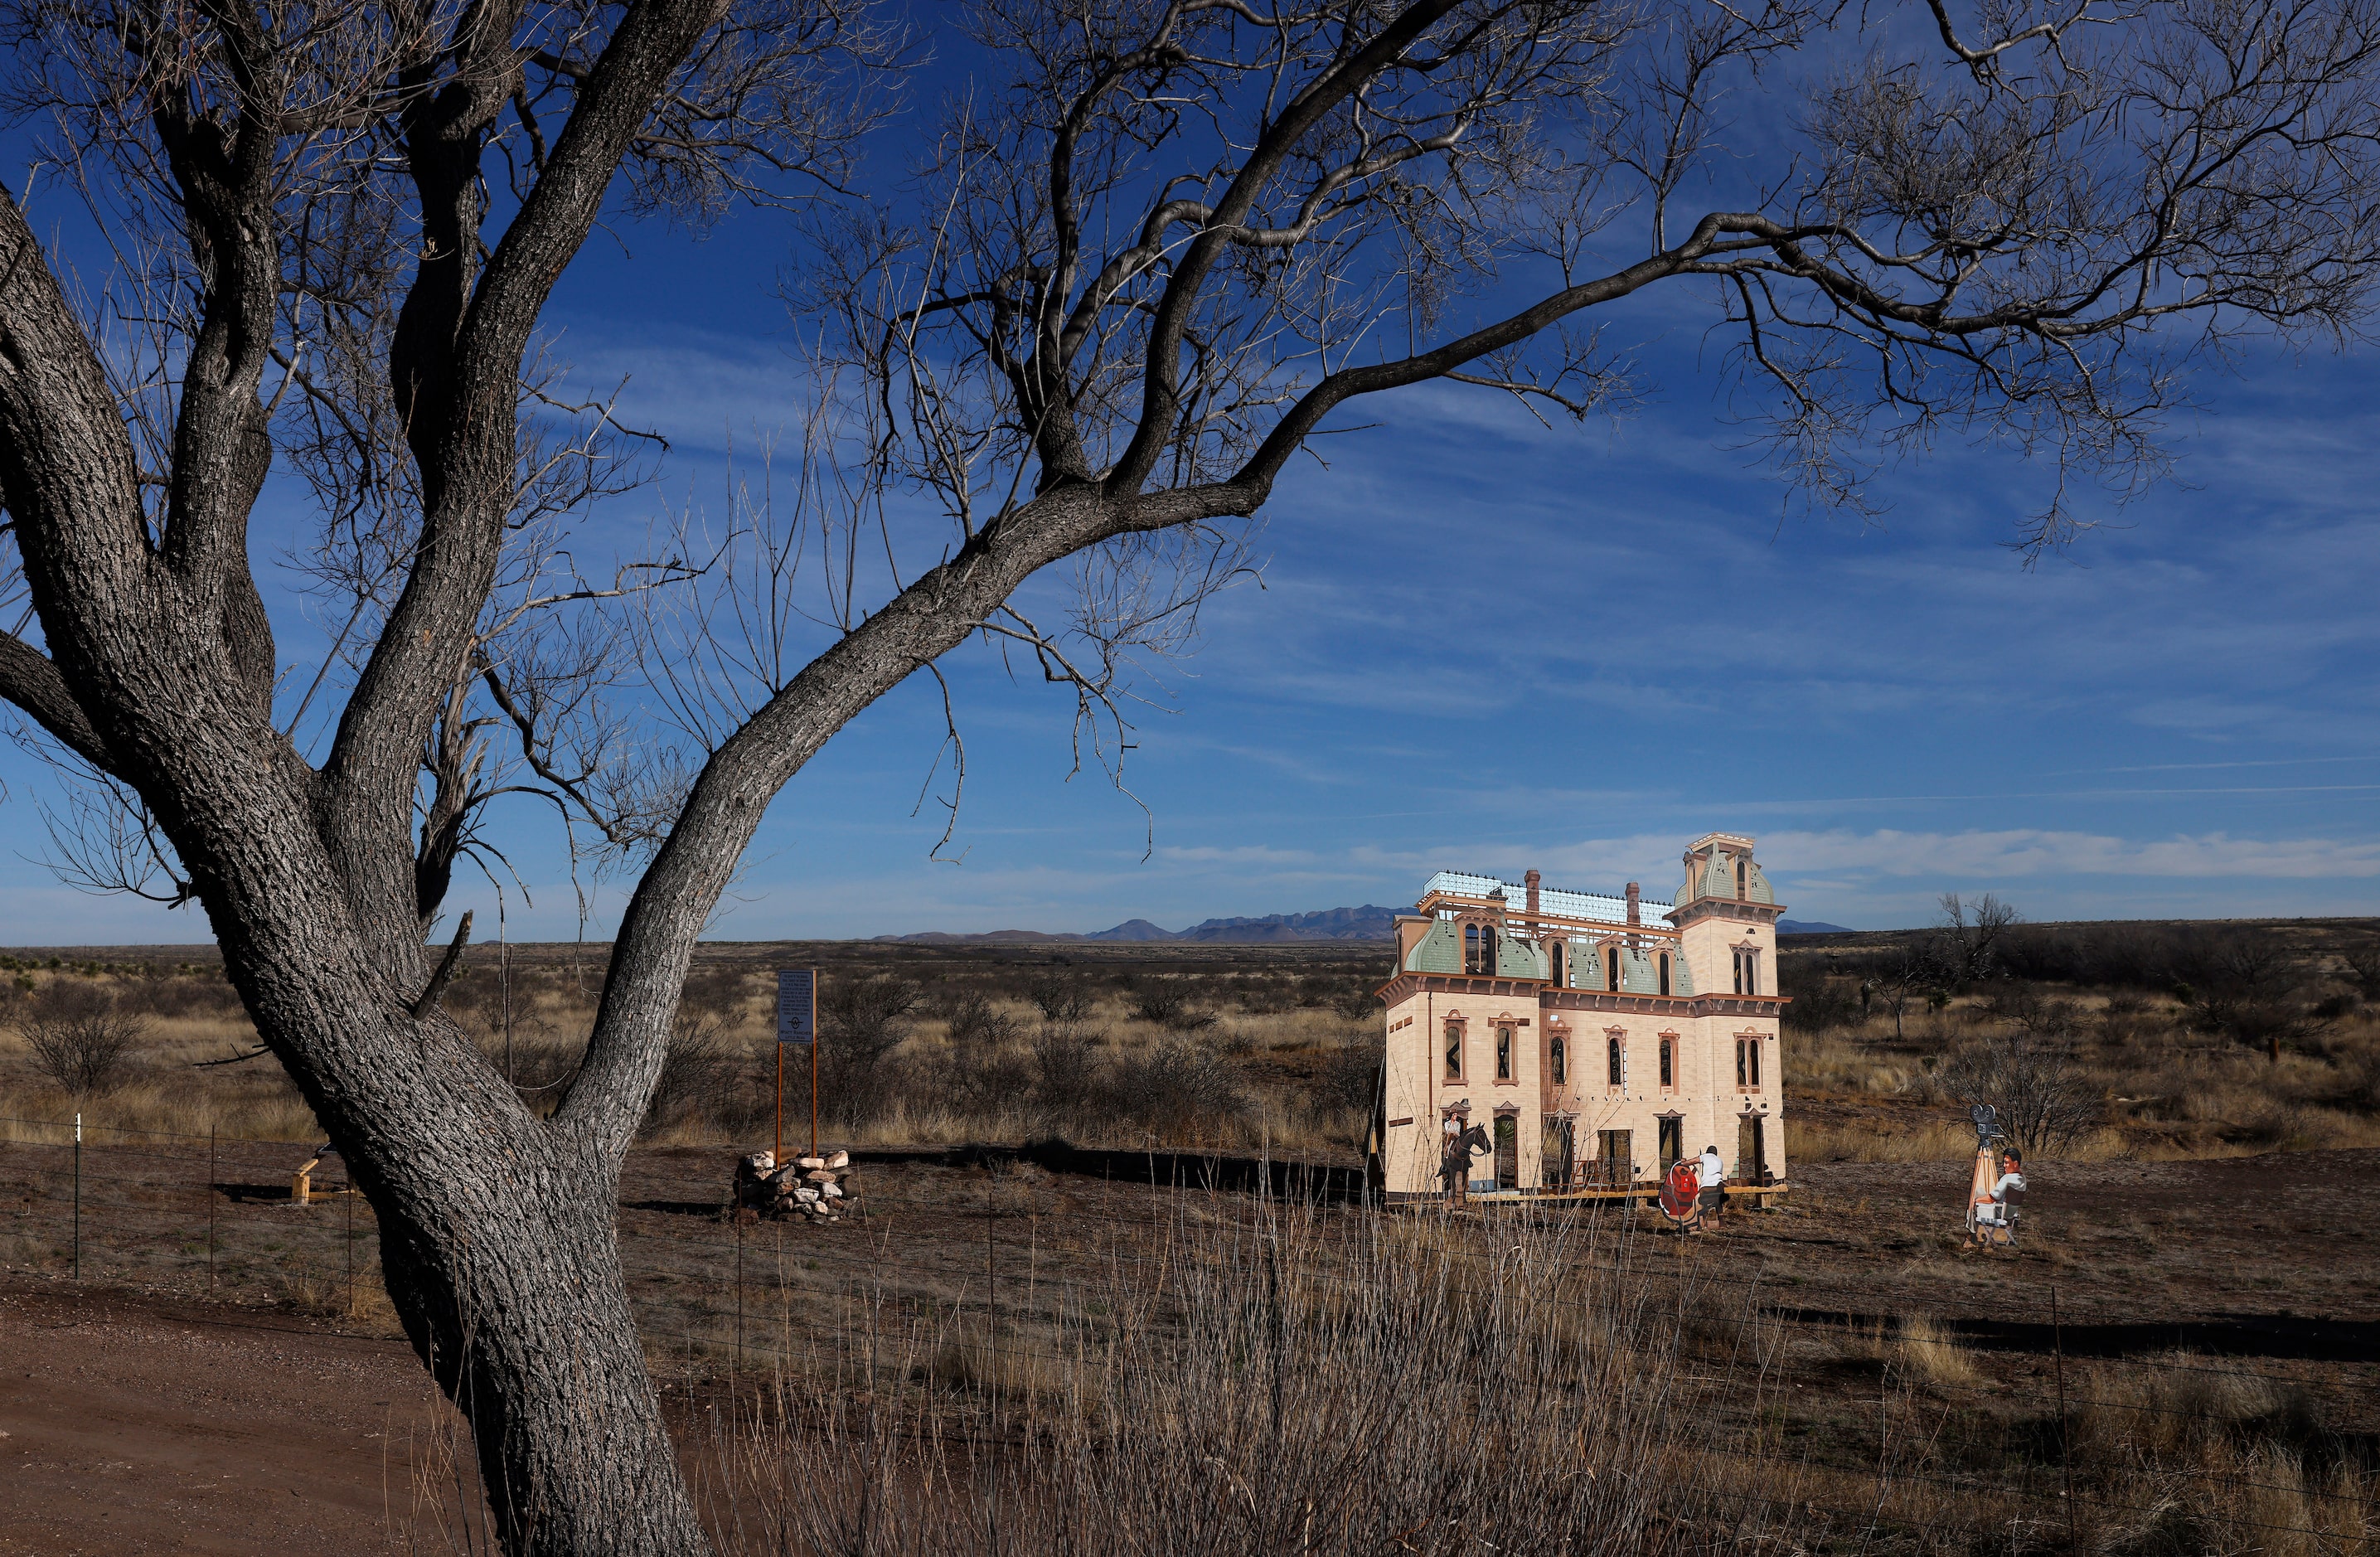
884,905,1854,944
877,905,1402,945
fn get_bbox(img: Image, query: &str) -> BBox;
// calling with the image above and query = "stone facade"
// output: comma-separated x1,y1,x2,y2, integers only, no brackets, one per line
1376,833,1786,1200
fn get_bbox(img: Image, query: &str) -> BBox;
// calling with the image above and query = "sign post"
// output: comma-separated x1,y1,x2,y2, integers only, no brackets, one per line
774,969,817,1162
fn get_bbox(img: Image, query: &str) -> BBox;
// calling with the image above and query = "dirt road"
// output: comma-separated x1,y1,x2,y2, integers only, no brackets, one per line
0,1284,477,1555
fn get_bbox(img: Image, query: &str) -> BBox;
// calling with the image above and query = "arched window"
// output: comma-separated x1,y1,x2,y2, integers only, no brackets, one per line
1733,947,1761,996
1443,1021,1463,1081
1606,1035,1623,1088
1551,1036,1568,1085
1549,942,1565,985
1606,946,1621,990
1464,924,1481,974
1657,953,1672,997
1464,923,1497,975
1737,859,1748,898
1495,1025,1513,1081
1659,1036,1675,1089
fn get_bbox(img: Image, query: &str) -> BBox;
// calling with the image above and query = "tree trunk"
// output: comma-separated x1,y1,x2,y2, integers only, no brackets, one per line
373,1137,710,1555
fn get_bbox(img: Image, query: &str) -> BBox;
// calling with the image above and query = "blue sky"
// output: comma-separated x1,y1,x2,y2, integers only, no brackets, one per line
3,67,2378,945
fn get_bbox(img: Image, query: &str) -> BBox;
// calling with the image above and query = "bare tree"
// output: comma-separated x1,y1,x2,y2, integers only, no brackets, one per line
1873,937,1948,1042
3,0,2380,1550
1934,893,2021,989
1938,986,2101,1155
2340,938,2380,1005
2185,938,2334,1062
15,981,147,1096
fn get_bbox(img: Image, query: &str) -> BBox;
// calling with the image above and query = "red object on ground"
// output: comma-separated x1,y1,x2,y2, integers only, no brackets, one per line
1660,1160,1701,1222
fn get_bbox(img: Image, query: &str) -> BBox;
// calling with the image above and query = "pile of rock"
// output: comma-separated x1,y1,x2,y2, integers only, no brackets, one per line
733,1149,858,1223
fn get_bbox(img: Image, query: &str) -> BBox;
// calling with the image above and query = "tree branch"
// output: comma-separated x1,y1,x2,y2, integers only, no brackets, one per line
0,631,118,774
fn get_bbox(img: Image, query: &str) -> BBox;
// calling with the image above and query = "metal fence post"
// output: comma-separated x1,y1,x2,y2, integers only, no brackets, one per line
72,1113,81,1281
206,1124,217,1292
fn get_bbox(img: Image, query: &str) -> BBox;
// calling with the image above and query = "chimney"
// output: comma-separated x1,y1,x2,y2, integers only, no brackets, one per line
1625,881,1641,925
1525,869,1541,920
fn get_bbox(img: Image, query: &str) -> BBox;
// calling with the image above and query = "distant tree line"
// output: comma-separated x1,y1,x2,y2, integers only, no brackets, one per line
1782,904,2375,1065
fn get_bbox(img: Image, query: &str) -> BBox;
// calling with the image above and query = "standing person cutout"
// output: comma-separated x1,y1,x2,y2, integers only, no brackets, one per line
1698,1143,1727,1224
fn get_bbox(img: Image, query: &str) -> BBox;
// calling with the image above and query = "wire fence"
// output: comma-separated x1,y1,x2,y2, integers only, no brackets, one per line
3,1114,2375,1555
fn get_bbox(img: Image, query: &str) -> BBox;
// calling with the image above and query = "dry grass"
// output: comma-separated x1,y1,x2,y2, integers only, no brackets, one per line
0,989,325,1145
10,931,2380,1171
1781,973,2380,1167
1786,1118,1975,1162
690,1202,1814,1557
1895,1314,1980,1388
2063,1355,2378,1557
604,1192,2380,1557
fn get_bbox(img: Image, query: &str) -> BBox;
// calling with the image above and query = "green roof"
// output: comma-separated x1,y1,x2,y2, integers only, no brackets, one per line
1405,917,1461,974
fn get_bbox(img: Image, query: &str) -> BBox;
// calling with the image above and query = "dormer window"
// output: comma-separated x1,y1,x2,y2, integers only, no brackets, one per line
1464,923,1497,975
1549,942,1564,985
1605,946,1621,990
1657,953,1672,997
1736,858,1748,898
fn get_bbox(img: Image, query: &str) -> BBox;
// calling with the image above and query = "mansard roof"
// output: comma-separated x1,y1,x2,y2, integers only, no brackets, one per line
1677,848,1775,907
1420,871,1670,927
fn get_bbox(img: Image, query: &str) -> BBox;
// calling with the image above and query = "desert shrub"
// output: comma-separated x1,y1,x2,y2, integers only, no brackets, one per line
935,1043,1036,1120
1025,976,1093,1025
1777,960,1864,1033
1104,1038,1248,1137
679,965,751,1021
117,970,246,1021
1331,986,1379,1021
2339,939,2380,1004
819,975,921,1125
1310,1037,1381,1117
938,988,1019,1047
640,1016,742,1138
1232,981,1294,1015
1029,1026,1103,1132
14,982,146,1096
1936,1023,2100,1155
1132,985,1216,1032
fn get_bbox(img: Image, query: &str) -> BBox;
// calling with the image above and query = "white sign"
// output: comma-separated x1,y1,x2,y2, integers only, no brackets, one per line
775,968,816,1045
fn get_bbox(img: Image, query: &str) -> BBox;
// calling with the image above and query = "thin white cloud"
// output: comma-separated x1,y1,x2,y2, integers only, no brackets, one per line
1155,844,1321,866
1759,827,2380,880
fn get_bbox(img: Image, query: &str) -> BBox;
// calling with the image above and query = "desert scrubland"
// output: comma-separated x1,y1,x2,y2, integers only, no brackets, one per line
2,920,2376,1555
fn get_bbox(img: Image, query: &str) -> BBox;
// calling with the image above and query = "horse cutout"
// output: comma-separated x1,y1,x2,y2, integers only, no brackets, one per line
1438,1121,1491,1205
1657,1158,1704,1233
